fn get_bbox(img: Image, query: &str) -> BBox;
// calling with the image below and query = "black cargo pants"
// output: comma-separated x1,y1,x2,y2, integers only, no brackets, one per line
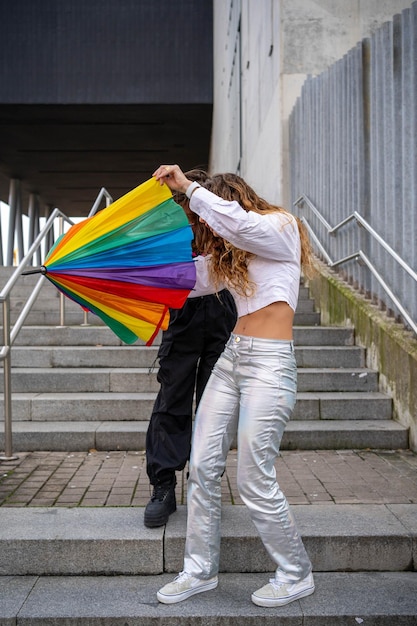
146,290,237,485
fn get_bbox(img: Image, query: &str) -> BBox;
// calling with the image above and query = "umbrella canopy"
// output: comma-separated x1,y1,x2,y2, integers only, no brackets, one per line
41,177,196,345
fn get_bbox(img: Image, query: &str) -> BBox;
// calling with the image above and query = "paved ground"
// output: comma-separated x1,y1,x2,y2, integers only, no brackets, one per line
0,448,417,507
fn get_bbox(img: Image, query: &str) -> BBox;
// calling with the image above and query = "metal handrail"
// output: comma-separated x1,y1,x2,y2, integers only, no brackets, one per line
88,187,113,217
0,186,113,461
0,208,74,460
294,194,417,336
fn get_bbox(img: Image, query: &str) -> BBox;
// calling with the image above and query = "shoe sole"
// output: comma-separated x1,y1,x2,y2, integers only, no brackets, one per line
157,579,218,604
251,584,315,607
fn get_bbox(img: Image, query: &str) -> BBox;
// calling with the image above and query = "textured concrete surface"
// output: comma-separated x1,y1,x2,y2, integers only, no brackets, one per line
0,419,409,451
0,504,415,576
163,504,415,575
2,572,416,625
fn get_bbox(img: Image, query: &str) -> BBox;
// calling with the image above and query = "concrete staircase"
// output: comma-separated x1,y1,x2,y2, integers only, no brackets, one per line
0,267,416,624
0,268,408,452
0,505,416,623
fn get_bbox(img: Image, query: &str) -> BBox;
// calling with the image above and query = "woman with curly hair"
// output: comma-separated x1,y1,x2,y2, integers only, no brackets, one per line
152,164,315,608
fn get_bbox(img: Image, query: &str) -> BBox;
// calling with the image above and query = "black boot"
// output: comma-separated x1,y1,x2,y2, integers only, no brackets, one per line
144,479,177,528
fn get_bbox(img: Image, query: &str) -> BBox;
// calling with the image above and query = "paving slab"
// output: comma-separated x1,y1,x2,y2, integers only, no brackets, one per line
1,449,417,508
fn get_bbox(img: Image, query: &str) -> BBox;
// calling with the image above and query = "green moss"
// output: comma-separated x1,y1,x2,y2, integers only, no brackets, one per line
307,263,417,450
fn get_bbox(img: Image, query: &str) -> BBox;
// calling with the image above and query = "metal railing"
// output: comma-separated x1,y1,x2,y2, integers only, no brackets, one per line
295,194,417,336
88,187,113,218
0,210,74,460
289,3,417,337
0,185,114,461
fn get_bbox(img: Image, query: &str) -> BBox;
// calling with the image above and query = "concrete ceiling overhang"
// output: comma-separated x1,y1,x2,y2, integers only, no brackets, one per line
0,0,213,218
0,102,212,217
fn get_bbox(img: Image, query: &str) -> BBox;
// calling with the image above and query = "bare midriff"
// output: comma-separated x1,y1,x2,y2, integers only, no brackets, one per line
233,301,294,340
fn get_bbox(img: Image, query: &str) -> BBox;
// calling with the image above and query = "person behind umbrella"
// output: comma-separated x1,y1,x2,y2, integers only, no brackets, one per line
152,163,315,608
144,168,237,528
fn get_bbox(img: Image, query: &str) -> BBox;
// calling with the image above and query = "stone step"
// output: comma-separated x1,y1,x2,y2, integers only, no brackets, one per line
0,420,408,451
0,367,380,394
10,345,160,369
9,308,105,326
10,308,324,327
7,306,322,326
9,290,316,311
282,419,409,450
2,571,417,624
5,324,356,347
9,325,143,346
1,270,403,458
1,391,392,422
0,504,415,576
7,344,366,368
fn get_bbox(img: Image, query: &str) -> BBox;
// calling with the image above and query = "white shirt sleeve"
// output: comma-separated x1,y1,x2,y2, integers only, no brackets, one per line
189,187,300,263
187,254,225,298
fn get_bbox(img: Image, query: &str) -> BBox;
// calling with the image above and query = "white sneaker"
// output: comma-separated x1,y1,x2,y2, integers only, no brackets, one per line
157,571,218,604
251,572,315,607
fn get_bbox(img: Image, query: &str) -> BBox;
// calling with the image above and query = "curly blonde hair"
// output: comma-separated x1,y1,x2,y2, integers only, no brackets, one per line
205,173,315,296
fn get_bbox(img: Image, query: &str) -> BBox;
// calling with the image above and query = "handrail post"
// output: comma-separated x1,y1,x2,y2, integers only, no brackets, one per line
0,296,18,461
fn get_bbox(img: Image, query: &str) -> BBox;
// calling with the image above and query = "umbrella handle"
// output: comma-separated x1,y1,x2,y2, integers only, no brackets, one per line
22,266,47,276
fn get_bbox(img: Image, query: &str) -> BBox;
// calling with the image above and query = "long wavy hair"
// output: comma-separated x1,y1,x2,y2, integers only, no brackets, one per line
172,168,217,255
205,173,315,296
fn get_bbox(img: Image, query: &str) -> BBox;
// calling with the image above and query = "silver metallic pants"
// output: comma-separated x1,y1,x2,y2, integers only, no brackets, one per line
183,333,312,582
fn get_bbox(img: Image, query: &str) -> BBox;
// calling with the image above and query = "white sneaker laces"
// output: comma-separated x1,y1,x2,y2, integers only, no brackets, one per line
269,578,286,590
174,571,192,583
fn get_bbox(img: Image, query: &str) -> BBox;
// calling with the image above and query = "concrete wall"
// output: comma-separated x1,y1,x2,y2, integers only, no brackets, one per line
308,261,417,452
211,0,414,206
211,0,283,203
281,0,414,207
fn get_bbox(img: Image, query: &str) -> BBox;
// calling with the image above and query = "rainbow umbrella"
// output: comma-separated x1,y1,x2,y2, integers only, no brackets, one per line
33,178,196,345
